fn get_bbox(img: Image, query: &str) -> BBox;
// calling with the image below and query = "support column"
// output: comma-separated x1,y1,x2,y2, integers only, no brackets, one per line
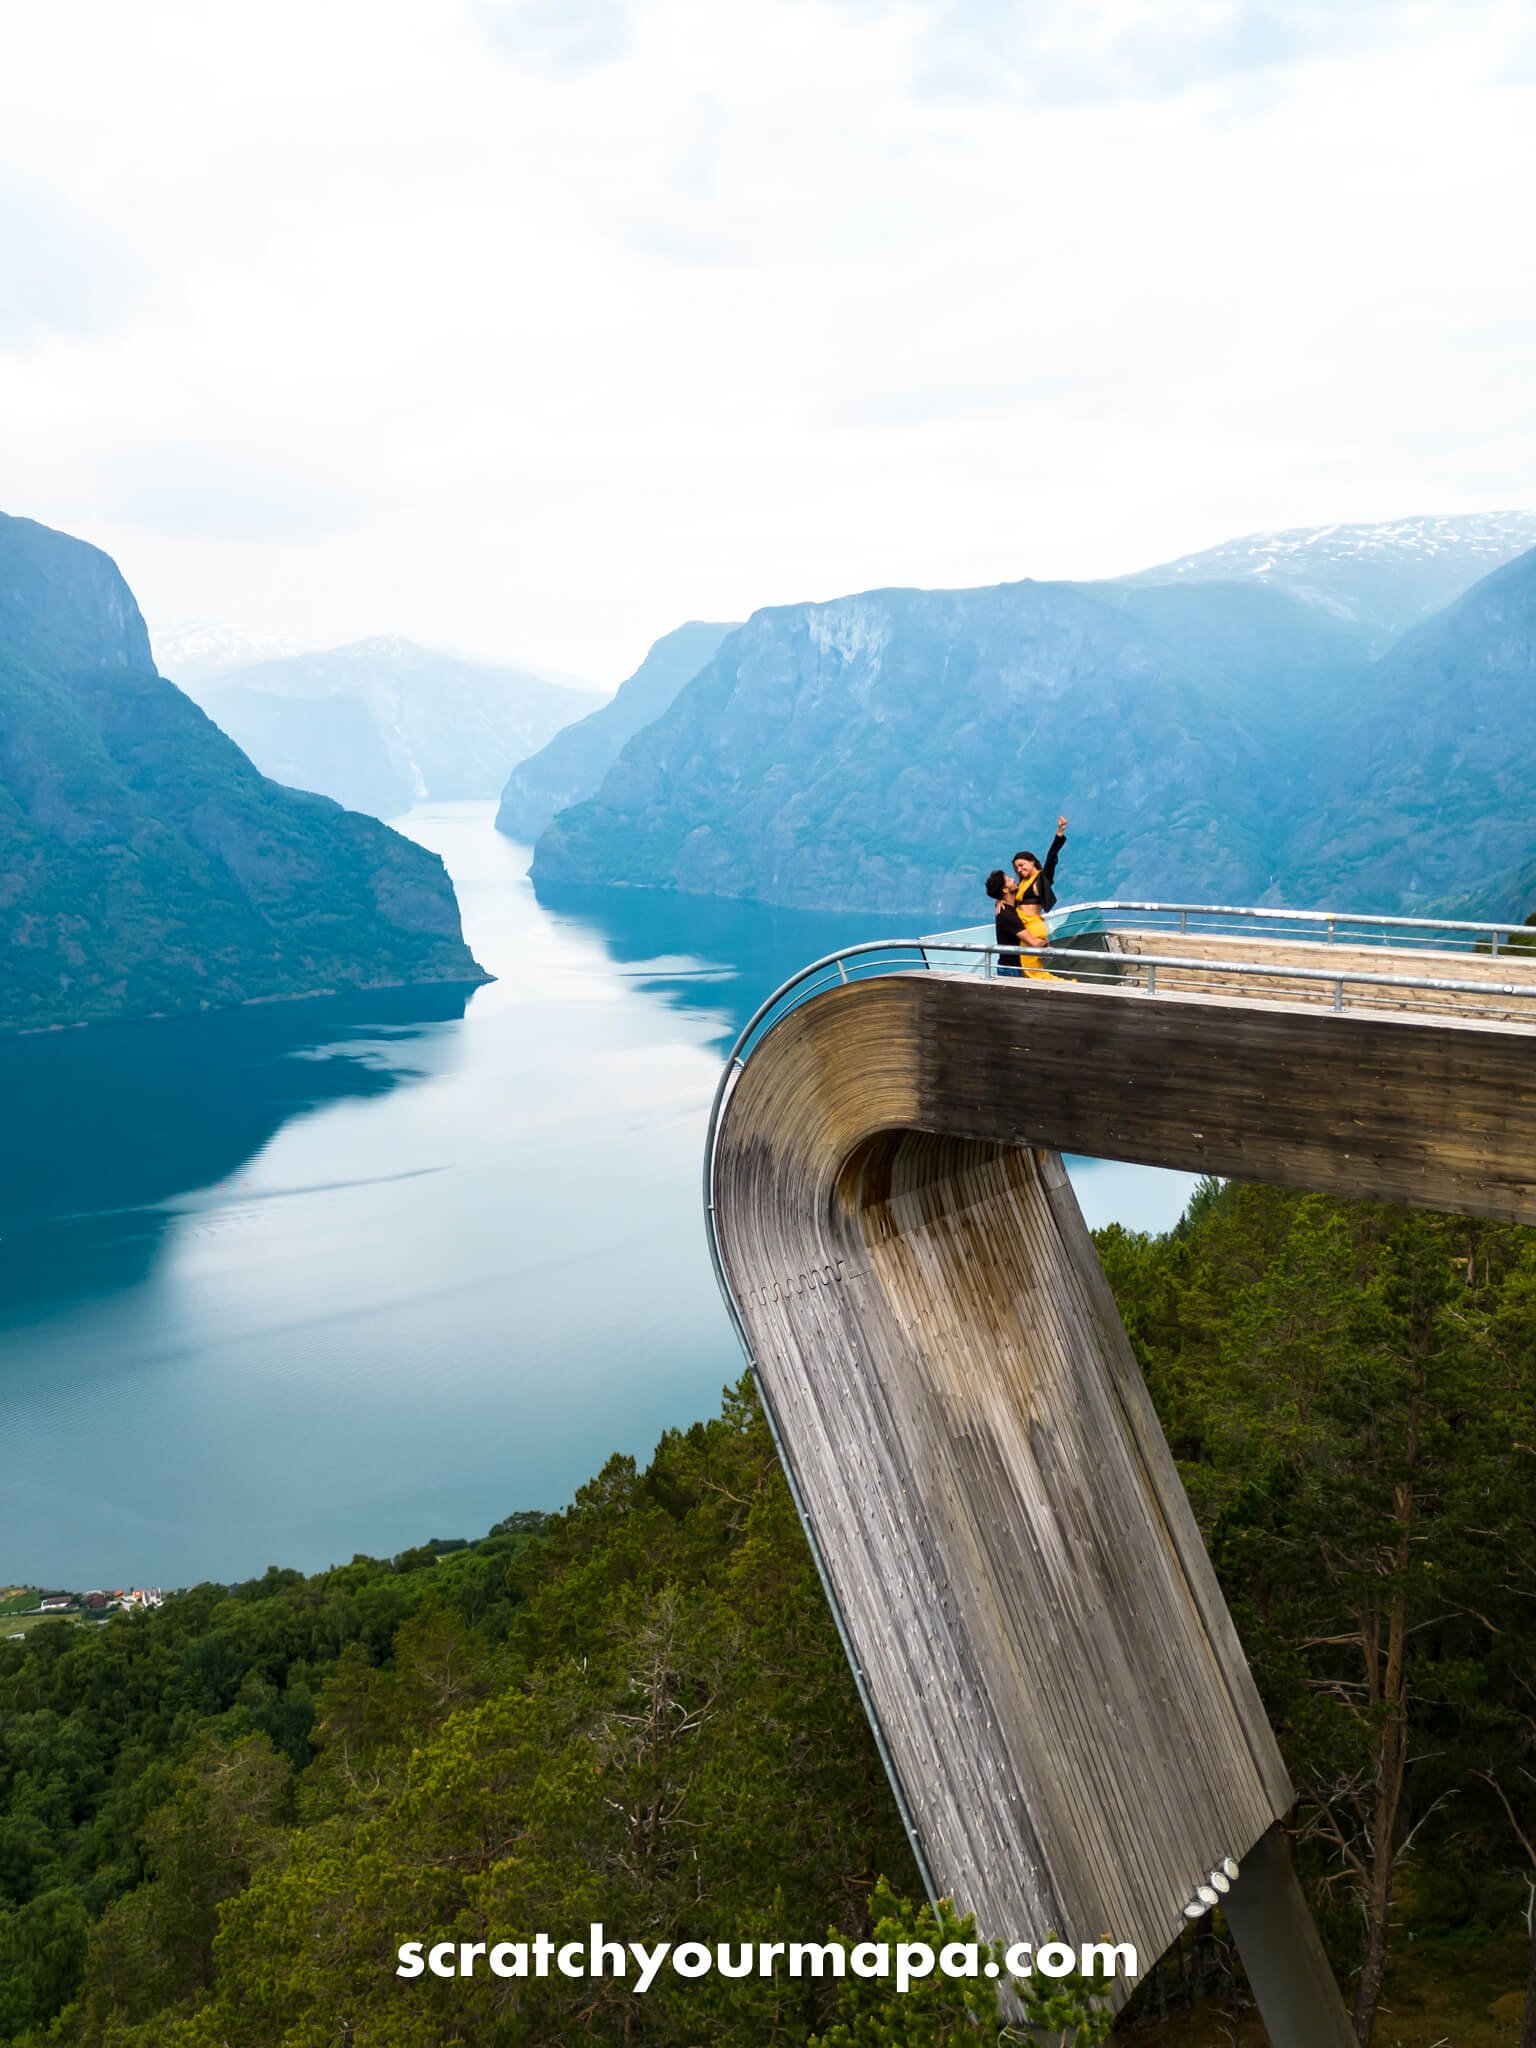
1222,1823,1355,2048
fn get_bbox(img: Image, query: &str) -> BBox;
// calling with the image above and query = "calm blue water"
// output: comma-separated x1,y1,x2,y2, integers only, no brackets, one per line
0,803,1198,1589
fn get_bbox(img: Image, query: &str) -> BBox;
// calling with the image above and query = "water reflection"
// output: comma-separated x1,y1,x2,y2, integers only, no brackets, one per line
1,805,1199,1590
531,878,924,1046
0,986,469,1317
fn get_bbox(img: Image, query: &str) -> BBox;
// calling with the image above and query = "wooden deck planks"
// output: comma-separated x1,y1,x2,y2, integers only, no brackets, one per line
1095,929,1536,1026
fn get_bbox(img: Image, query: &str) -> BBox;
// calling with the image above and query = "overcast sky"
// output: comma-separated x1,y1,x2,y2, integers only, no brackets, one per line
1,0,1532,681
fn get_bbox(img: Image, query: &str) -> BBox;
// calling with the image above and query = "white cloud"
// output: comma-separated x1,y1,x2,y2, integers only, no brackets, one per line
0,0,1531,680
475,0,637,73
0,172,145,343
890,0,1493,105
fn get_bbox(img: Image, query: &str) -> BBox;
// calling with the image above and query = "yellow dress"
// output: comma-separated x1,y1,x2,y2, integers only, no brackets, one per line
1013,899,1054,980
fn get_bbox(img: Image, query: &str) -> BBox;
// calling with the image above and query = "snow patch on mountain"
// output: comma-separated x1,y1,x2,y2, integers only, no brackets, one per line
152,619,306,681
1124,511,1536,641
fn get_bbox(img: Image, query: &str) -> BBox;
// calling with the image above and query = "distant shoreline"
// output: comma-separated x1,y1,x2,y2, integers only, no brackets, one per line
3,969,495,1043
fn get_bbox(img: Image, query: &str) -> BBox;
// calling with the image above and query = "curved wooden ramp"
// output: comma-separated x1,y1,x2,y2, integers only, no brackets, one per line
708,935,1536,2035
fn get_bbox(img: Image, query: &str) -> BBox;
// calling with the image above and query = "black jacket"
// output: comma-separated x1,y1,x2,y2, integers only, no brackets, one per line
1016,833,1066,913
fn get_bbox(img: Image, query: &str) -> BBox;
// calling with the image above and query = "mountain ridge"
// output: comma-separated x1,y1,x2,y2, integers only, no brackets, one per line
0,512,488,1034
530,576,1371,917
528,548,1536,923
1123,509,1536,643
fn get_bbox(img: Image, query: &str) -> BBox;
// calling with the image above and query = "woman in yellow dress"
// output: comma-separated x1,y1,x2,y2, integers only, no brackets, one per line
1007,813,1067,978
1010,887,1054,975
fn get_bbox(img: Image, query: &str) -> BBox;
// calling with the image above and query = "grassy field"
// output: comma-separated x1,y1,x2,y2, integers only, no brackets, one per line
1,1587,87,1634
1,1608,85,1636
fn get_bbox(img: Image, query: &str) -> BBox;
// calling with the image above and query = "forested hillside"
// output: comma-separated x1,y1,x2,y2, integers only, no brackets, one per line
4,1185,1532,2046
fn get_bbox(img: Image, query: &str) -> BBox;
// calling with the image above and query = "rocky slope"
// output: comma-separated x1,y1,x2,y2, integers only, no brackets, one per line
530,578,1370,919
0,513,487,1033
174,637,601,822
497,620,736,841
1124,510,1536,645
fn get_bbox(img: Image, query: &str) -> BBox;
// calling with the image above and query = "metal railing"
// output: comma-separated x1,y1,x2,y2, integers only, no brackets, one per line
930,900,1536,957
703,895,1536,1300
713,929,1535,1080
703,900,1536,1331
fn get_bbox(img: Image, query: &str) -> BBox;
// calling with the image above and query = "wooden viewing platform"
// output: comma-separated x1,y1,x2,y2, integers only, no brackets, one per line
705,905,1536,2043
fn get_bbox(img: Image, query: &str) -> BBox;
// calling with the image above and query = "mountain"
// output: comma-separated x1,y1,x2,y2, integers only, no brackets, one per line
1083,577,1374,752
496,620,737,841
175,638,602,822
1124,511,1536,646
151,620,305,682
1284,544,1536,915
530,577,1370,919
0,513,487,1034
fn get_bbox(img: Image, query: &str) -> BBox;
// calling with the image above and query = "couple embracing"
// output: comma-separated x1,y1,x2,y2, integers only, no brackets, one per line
985,816,1068,980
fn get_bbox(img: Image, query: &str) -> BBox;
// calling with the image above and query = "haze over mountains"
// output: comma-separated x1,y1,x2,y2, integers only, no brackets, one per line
0,514,485,1035
526,513,1536,923
497,621,738,842
171,638,601,822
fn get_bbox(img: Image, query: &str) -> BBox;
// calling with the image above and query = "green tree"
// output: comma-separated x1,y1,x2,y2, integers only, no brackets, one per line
1106,1183,1536,2043
808,1878,1112,2048
58,1733,292,2040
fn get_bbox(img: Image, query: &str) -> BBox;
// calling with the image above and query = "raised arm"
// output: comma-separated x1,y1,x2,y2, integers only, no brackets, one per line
1042,815,1068,883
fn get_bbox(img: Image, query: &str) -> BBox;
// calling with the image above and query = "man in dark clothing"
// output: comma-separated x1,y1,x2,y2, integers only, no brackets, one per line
1013,814,1068,912
986,869,1025,977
